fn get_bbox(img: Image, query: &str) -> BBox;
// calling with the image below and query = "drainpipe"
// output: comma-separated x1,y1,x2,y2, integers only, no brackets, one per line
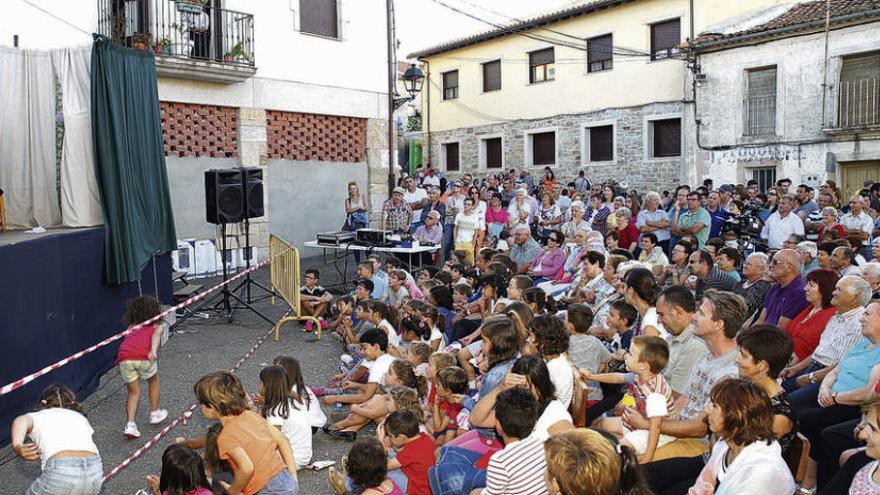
421,58,432,169
386,0,395,198
821,0,831,127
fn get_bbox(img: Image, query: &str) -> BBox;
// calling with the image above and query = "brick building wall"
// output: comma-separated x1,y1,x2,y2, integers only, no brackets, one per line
160,102,239,158
266,110,367,162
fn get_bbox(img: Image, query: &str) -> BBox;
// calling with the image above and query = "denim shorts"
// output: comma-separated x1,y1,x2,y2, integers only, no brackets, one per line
256,469,297,495
26,455,103,495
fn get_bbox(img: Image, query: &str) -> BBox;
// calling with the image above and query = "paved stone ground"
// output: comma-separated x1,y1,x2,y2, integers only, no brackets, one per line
0,255,366,495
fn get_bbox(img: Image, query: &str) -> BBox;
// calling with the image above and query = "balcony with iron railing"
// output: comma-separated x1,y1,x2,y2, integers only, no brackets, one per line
835,77,880,130
96,0,256,83
743,95,777,137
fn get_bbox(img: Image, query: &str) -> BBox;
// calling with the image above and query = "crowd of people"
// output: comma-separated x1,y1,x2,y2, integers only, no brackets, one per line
8,165,880,495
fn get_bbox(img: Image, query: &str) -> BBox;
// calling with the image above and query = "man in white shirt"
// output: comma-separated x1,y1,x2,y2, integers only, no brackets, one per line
840,195,873,256
761,194,804,250
402,176,428,232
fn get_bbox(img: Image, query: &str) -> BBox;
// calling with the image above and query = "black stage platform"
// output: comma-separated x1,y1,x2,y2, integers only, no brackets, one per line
0,227,172,444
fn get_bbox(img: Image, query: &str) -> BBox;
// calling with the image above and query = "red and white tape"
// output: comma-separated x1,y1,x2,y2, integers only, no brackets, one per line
103,310,289,482
0,248,290,397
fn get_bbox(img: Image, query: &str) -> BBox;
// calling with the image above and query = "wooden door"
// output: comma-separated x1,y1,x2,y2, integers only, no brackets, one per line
840,161,880,198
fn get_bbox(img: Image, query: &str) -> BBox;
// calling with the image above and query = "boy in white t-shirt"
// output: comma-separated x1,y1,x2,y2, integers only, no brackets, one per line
580,335,675,463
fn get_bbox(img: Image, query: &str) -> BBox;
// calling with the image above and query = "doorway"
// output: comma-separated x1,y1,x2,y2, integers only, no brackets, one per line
840,161,880,198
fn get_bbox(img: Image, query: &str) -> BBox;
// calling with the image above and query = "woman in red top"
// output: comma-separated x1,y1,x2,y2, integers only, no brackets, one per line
783,269,839,361
817,206,846,241
615,207,640,253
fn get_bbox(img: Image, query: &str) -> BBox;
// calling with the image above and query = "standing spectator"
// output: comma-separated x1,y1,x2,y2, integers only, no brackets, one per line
500,178,516,207
419,186,445,227
688,379,796,495
736,252,772,322
705,191,728,240
840,195,874,258
588,193,611,236
510,226,542,274
574,170,590,196
672,192,711,250
655,286,707,396
687,250,737,302
443,181,465,261
761,194,805,250
667,186,691,251
453,198,484,266
508,187,534,229
344,182,370,231
536,193,562,239
542,166,557,193
402,176,428,232
383,187,413,234
756,249,809,327
484,192,509,239
468,186,488,219
637,191,671,254
796,184,819,218
783,269,838,362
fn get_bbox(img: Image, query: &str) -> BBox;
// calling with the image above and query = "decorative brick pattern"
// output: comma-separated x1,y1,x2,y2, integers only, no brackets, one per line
266,110,366,162
160,102,238,158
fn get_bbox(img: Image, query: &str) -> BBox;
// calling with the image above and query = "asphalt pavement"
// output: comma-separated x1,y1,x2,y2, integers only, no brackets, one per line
0,255,365,495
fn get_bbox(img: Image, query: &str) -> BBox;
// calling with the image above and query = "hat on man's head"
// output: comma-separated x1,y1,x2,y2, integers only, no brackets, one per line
392,186,406,195
718,184,734,193
864,179,875,187
354,278,374,293
427,210,441,219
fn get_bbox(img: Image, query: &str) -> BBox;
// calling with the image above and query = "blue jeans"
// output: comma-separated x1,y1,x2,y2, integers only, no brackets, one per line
26,456,103,495
781,362,825,393
256,470,297,495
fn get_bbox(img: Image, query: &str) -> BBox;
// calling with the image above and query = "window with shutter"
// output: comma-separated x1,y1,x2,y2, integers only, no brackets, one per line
444,143,460,171
744,67,777,136
652,118,681,157
300,0,338,39
589,125,614,161
443,70,459,100
529,48,555,83
651,19,680,61
588,34,613,73
483,60,501,92
485,138,502,168
531,132,556,165
752,167,777,193
838,51,880,127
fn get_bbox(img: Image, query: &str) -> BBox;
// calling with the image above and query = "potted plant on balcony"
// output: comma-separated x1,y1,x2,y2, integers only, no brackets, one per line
223,42,249,63
176,0,208,14
132,32,152,51
154,36,172,56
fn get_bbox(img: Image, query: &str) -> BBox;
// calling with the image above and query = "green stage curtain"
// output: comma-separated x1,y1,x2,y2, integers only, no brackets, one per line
90,35,176,284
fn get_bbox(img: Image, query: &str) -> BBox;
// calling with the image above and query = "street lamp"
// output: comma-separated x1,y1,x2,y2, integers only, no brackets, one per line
394,63,425,110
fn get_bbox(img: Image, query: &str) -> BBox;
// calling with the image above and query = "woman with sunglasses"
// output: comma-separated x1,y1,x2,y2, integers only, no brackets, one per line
527,230,566,284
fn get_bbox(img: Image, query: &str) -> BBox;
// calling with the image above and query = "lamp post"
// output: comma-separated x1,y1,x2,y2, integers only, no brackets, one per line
386,0,425,198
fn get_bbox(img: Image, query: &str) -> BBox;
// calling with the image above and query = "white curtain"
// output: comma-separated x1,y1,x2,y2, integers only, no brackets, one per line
0,47,61,229
52,47,103,227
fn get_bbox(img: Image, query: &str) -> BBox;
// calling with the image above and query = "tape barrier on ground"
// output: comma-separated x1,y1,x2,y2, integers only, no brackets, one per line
0,248,291,396
102,309,290,482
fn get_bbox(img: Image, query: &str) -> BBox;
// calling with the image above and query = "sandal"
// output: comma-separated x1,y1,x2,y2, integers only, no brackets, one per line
328,466,347,495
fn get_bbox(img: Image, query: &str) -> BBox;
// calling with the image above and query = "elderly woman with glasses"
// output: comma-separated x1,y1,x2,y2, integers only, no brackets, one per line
527,229,566,284
615,207,640,253
560,200,591,238
818,206,846,241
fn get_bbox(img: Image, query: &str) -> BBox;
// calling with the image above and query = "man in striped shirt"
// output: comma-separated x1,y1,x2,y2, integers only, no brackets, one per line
480,388,549,495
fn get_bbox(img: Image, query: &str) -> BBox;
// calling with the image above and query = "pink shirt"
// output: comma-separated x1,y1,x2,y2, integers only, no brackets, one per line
116,324,157,363
485,206,509,225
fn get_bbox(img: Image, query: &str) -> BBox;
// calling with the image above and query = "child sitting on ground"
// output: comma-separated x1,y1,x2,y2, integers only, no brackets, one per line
399,316,432,355
147,444,213,495
410,301,446,351
365,300,401,357
194,371,298,495
432,366,469,445
383,410,435,495
300,269,332,332
10,384,103,495
117,295,168,439
328,439,403,495
273,356,326,433
385,270,411,310
258,365,313,469
580,335,675,464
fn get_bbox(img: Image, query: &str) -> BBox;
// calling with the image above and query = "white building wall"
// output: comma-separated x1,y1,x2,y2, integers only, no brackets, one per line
689,22,880,187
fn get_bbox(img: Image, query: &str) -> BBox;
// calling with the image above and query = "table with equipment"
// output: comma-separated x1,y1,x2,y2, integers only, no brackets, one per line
303,239,440,286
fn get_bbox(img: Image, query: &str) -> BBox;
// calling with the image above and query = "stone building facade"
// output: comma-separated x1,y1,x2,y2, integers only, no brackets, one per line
428,101,685,192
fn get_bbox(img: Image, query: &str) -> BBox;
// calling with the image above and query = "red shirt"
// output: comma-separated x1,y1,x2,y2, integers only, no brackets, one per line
116,324,157,364
396,432,435,495
784,306,837,361
439,399,464,429
618,218,640,250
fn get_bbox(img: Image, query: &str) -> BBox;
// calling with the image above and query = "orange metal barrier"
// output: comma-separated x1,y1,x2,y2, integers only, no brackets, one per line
269,233,321,340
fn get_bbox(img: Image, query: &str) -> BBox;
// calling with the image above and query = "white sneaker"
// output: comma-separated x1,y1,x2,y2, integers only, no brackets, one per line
149,409,169,425
124,422,141,439
340,354,353,365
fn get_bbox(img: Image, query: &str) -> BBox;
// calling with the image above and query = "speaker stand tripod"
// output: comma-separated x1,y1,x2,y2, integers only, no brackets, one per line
177,221,274,325
230,216,275,306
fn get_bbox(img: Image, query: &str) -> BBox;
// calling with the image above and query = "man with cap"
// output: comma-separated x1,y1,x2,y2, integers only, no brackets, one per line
443,181,465,261
718,184,734,210
382,187,413,234
402,175,428,233
414,210,442,246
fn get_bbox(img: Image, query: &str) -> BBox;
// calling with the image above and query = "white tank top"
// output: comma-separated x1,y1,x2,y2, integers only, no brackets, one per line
27,408,99,470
